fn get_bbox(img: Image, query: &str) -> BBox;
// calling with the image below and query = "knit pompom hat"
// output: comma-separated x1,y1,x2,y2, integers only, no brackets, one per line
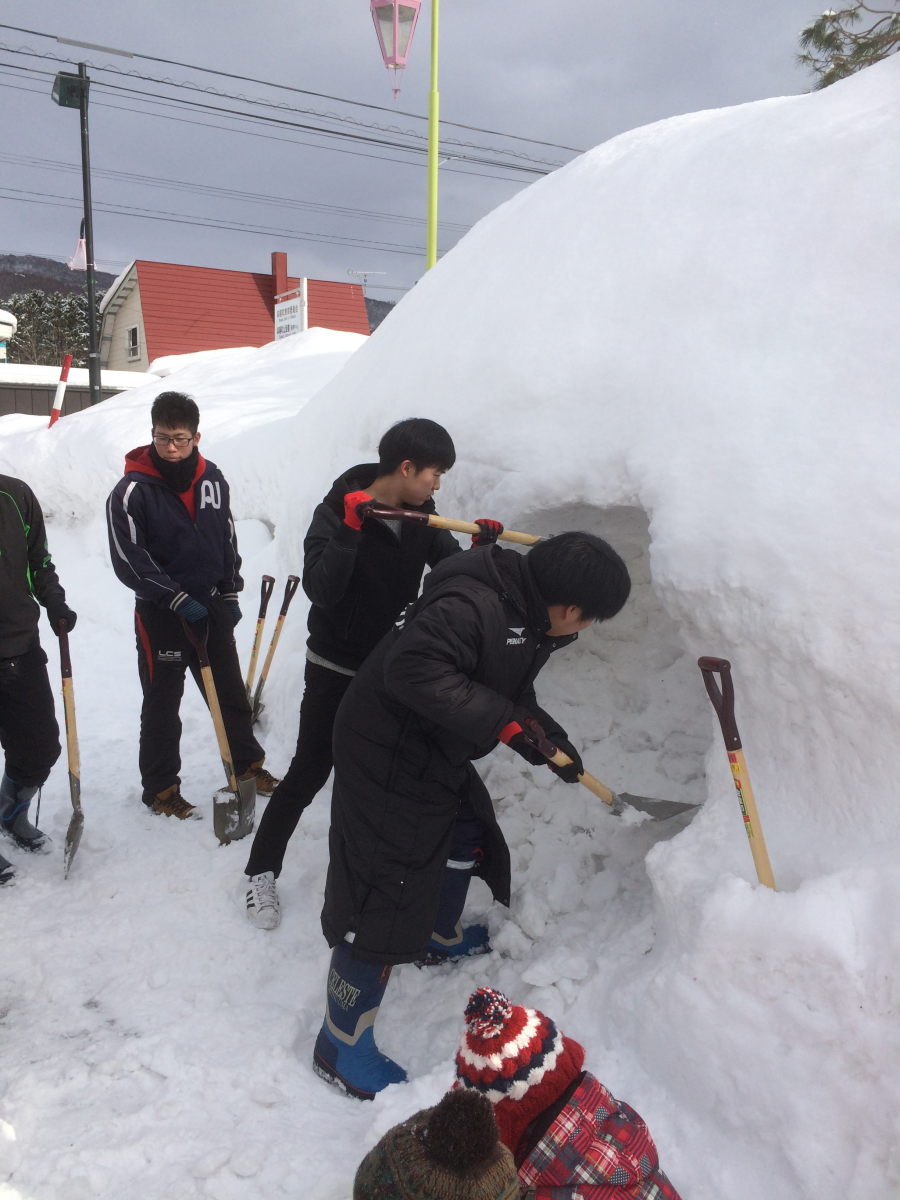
353,1089,520,1200
454,987,585,1153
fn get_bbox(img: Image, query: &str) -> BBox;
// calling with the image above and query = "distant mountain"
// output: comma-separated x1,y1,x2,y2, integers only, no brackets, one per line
0,254,117,301
365,297,396,333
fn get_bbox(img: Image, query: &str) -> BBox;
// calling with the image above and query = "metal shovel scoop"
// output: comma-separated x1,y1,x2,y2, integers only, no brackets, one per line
522,718,698,822
58,620,84,877
182,619,257,845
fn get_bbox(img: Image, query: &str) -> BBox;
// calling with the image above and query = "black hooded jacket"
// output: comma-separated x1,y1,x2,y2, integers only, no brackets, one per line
322,544,577,964
0,474,67,657
302,462,461,671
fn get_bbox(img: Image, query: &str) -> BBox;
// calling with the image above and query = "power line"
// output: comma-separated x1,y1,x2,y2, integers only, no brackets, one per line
0,187,439,258
0,40,567,168
0,21,585,153
0,69,532,185
0,151,473,235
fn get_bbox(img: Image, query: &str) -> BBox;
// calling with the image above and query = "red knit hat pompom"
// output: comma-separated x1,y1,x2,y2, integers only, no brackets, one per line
464,988,514,1040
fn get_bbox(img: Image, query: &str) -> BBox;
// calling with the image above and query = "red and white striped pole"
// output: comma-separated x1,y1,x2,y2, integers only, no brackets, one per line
48,354,73,428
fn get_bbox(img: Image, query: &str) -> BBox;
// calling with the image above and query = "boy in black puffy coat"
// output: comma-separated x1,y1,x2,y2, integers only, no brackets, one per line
313,531,631,1102
106,391,275,819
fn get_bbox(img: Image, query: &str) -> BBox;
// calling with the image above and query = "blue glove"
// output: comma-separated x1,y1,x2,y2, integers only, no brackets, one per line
226,601,242,626
176,597,208,624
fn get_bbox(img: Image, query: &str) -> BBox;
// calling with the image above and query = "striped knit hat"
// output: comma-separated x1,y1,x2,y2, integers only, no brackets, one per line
454,988,585,1152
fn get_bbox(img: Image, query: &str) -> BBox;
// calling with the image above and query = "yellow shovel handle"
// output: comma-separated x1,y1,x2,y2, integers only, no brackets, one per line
549,749,615,807
426,514,541,546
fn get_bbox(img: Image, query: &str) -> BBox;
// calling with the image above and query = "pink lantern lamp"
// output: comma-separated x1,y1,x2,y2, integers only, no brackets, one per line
371,0,421,98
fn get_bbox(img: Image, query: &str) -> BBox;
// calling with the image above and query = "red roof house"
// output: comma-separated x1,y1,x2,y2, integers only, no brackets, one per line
99,252,369,371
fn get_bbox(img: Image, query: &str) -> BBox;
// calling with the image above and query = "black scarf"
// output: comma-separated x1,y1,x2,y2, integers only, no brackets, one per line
149,444,199,494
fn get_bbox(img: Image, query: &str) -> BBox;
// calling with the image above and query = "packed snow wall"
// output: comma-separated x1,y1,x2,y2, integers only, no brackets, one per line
269,56,900,1196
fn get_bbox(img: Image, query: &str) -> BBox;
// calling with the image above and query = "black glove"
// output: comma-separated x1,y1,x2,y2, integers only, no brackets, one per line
45,601,77,635
498,709,547,766
546,734,584,784
221,594,242,626
471,518,504,547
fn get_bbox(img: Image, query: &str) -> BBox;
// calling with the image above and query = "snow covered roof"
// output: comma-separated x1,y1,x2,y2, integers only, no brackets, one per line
0,363,160,389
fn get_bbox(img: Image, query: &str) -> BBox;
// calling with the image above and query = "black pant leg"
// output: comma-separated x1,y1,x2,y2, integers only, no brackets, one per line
0,643,61,788
244,660,352,878
188,597,264,775
135,603,188,797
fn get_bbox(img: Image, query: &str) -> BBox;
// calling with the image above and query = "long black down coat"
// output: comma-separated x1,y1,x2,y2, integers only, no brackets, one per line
322,544,577,965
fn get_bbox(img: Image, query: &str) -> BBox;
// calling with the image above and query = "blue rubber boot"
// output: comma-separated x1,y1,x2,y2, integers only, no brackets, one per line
418,862,491,966
0,774,50,853
312,940,407,1101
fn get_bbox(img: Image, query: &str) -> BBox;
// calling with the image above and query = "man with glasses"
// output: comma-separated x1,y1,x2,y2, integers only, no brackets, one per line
106,391,277,819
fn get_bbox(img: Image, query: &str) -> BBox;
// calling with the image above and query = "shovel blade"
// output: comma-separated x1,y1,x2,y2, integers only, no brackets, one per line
63,808,84,878
619,793,699,821
213,777,257,845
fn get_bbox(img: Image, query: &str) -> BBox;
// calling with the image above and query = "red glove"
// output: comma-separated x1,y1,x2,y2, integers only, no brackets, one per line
498,711,547,766
343,490,373,531
472,518,504,547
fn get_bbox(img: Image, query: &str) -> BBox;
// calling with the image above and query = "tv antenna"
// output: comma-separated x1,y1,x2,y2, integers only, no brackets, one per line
348,270,386,296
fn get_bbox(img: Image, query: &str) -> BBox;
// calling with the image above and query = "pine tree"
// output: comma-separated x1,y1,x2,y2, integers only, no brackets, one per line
4,288,105,367
798,2,900,88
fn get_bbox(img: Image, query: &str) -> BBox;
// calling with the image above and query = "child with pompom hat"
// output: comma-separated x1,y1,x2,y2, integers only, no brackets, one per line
353,1088,520,1200
454,987,683,1199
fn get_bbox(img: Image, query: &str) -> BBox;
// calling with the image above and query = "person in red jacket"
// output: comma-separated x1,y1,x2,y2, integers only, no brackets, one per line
454,987,683,1200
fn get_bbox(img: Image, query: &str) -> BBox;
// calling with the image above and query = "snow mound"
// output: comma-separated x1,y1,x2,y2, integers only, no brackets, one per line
0,326,367,526
0,60,898,1200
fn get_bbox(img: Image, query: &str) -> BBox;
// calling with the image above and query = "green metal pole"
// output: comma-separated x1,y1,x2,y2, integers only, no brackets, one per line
426,0,439,270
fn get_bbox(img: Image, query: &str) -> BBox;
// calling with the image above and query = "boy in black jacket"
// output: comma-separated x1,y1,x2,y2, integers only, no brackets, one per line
107,392,276,820
313,532,631,1101
0,474,77,883
243,418,503,928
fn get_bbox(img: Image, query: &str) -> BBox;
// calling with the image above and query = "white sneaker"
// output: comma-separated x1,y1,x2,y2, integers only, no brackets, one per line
246,871,281,930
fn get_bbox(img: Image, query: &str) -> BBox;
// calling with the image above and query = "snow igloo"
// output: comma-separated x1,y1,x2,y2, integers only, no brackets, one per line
279,56,900,1199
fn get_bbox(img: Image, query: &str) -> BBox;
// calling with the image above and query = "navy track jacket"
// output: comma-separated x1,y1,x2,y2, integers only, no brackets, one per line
106,445,242,612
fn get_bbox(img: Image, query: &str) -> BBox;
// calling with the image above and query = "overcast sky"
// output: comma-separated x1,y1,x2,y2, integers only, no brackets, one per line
1,0,824,298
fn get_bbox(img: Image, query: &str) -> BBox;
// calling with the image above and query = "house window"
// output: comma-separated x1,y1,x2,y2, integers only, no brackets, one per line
126,326,140,361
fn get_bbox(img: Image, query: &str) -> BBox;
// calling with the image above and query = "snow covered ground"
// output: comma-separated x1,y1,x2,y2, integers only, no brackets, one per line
1,57,899,1200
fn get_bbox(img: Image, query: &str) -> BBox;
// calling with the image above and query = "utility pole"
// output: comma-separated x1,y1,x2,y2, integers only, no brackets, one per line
52,64,102,406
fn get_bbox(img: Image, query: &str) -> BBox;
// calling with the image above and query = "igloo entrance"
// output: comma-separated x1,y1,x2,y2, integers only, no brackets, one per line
519,504,712,809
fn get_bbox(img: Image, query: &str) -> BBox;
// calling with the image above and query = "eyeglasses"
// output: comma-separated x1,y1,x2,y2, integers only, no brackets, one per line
152,434,194,447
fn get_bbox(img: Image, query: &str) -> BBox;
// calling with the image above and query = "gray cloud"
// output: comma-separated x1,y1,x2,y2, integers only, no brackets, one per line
1,0,822,297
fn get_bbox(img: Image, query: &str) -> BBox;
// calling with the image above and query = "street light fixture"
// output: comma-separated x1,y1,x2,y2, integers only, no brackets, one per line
371,0,440,272
52,63,101,407
370,1,421,98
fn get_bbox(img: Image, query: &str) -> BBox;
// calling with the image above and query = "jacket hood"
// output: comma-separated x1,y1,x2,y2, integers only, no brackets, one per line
323,463,439,518
124,445,206,488
425,545,552,636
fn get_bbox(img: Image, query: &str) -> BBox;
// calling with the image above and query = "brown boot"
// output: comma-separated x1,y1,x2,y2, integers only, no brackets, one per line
149,785,201,821
241,760,280,796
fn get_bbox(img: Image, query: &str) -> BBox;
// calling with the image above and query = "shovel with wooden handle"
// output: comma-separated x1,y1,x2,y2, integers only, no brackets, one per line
520,718,698,821
181,618,256,845
251,575,300,724
58,619,83,878
359,501,543,546
245,574,275,699
698,657,776,890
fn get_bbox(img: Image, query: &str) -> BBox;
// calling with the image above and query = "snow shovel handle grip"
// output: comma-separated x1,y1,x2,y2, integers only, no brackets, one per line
698,657,741,751
58,618,72,678
258,575,275,618
279,575,300,615
181,617,210,667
